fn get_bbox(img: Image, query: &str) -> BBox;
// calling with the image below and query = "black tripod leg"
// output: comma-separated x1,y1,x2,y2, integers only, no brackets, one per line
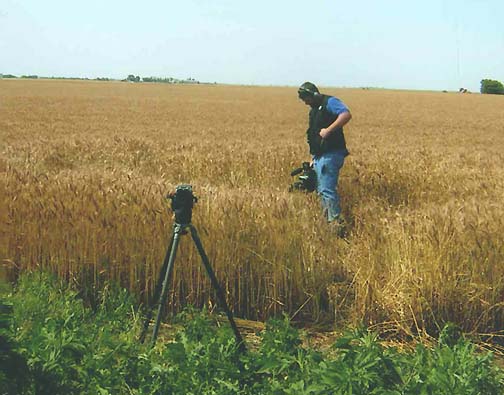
189,225,246,353
139,233,175,344
151,227,183,346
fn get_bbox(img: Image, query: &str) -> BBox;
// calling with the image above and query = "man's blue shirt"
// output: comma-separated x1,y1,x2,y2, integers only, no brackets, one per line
326,96,349,115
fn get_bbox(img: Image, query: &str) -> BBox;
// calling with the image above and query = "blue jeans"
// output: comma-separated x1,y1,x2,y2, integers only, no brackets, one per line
313,150,346,222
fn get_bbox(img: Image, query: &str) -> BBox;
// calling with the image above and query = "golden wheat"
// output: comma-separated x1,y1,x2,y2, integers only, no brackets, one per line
1,79,503,338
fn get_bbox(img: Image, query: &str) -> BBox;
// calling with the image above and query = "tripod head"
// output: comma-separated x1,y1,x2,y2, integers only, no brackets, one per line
167,184,198,224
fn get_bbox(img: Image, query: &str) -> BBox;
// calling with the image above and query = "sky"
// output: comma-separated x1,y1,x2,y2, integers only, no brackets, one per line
1,0,503,92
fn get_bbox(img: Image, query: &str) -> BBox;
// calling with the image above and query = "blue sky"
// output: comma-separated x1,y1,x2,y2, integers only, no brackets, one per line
1,0,503,91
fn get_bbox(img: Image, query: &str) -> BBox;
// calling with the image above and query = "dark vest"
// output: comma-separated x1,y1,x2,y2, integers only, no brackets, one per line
306,95,348,157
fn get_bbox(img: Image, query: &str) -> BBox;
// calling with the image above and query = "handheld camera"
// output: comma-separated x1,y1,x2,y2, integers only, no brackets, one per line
289,162,317,192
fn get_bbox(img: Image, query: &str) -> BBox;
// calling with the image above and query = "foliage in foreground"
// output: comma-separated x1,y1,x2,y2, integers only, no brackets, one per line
1,273,503,395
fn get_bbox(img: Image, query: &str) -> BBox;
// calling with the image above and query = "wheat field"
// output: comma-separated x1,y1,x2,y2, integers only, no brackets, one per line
1,79,503,339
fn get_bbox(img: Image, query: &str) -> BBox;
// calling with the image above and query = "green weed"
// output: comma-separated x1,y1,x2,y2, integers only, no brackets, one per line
1,273,503,395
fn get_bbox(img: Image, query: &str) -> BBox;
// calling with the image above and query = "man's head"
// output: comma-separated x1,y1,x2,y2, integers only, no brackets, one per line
298,82,321,106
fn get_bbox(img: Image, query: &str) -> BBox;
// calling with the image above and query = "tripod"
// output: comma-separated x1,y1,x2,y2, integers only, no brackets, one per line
140,220,246,352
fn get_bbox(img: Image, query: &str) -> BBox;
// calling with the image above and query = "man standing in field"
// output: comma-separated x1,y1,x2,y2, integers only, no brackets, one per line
298,82,352,235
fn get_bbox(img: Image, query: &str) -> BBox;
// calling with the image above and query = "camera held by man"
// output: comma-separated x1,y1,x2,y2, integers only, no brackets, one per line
289,162,317,192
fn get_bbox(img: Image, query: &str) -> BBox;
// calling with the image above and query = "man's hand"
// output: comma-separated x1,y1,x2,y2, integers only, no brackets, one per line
319,128,331,139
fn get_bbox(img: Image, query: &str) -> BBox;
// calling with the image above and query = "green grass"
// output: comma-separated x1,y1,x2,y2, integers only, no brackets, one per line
1,272,503,394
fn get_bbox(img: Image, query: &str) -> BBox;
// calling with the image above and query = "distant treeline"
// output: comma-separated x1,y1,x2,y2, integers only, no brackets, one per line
480,79,504,95
0,73,210,84
0,74,111,81
126,74,205,84
1,74,40,79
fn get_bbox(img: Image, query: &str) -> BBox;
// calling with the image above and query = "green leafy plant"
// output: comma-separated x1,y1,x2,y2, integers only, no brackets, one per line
2,272,503,395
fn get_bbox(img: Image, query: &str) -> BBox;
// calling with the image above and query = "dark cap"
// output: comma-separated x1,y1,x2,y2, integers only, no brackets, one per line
298,82,319,99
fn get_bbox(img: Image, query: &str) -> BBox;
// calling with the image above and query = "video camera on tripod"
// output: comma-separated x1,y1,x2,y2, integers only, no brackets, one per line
167,184,198,224
141,184,245,352
289,162,317,192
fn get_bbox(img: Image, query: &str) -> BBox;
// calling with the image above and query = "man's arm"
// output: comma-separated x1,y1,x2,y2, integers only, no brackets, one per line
319,111,352,139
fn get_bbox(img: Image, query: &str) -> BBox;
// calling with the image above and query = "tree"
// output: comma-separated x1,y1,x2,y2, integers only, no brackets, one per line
480,79,504,95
